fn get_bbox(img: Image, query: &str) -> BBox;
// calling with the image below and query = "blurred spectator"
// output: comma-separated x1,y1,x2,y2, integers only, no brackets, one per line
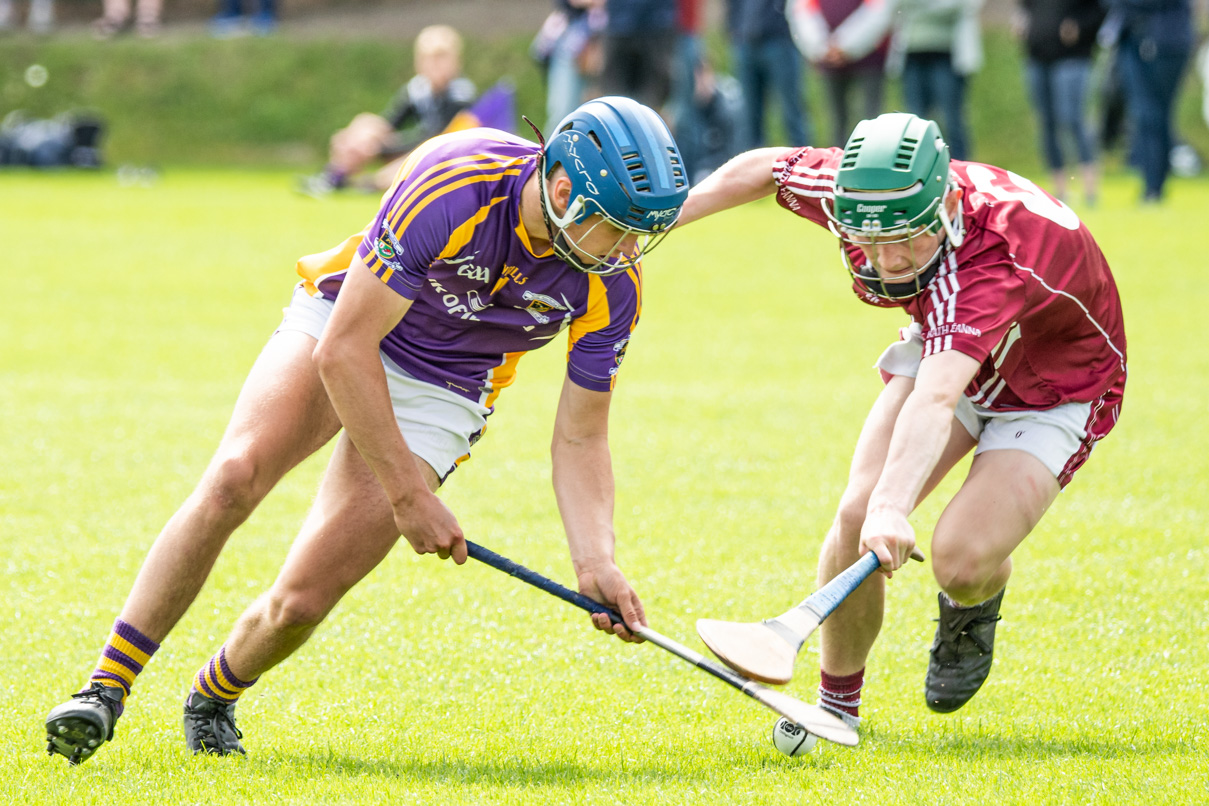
1099,0,1194,203
888,0,982,160
92,0,161,38
675,56,745,183
726,0,812,149
787,0,895,147
669,0,706,127
0,0,53,34
298,25,476,197
1016,0,1105,206
600,0,678,111
211,0,278,38
532,0,606,134
0,110,104,167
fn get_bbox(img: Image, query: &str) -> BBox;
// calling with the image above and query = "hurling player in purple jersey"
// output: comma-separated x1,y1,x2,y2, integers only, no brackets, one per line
678,113,1125,732
45,97,688,763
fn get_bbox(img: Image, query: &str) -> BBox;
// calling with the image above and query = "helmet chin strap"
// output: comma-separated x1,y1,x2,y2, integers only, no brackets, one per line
523,115,563,252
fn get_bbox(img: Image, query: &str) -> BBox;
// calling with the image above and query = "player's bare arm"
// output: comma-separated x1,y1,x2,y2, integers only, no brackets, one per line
550,376,647,643
676,147,784,227
861,350,981,575
313,255,467,564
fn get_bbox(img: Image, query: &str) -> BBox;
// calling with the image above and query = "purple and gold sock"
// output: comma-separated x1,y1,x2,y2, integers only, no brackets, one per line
192,645,258,704
89,618,161,716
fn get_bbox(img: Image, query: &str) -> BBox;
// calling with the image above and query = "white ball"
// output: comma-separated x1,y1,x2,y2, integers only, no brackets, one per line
771,716,817,757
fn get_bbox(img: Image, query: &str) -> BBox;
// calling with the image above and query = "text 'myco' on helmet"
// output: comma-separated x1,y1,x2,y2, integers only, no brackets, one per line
822,112,965,300
539,96,689,275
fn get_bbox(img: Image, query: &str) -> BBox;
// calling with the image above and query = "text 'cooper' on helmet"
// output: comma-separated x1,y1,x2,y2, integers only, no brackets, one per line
829,112,951,236
544,96,689,235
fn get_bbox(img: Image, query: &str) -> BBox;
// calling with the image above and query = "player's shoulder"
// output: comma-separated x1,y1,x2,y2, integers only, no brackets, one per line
953,160,1086,246
404,129,540,178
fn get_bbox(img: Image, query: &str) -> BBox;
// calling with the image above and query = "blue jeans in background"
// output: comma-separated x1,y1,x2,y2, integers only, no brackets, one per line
1117,33,1191,200
1026,58,1096,172
732,36,811,149
902,52,970,161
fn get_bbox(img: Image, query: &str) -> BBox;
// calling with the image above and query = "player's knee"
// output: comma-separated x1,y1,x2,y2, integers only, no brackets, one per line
932,553,995,603
199,451,267,521
265,588,332,633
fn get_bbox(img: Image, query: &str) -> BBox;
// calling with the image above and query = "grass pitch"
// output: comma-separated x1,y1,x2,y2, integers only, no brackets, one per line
2,168,1207,805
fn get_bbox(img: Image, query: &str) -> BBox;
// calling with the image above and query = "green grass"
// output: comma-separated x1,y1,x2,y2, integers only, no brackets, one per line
3,168,1209,804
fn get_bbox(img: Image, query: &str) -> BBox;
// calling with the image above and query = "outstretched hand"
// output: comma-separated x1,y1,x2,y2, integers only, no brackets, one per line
577,563,647,643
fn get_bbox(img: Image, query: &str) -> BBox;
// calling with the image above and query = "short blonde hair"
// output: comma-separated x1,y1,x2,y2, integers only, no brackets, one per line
415,25,463,59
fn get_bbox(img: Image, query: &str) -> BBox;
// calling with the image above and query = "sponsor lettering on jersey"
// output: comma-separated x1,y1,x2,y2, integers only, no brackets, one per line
428,277,481,321
501,264,529,285
778,186,801,212
457,264,491,282
445,253,492,283
928,322,983,338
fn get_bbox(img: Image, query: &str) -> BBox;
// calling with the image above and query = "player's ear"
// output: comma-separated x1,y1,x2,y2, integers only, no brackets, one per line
550,172,573,218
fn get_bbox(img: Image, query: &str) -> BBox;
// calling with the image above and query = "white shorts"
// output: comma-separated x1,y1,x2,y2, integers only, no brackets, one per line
875,323,1090,481
277,285,489,481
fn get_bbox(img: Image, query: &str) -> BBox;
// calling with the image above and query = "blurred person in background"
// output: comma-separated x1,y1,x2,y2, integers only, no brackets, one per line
1016,0,1105,206
211,0,278,38
600,0,678,111
299,25,476,197
1099,0,1193,203
787,0,895,147
727,0,813,149
675,55,746,183
888,0,982,160
532,0,607,134
0,0,53,34
668,0,706,128
92,0,161,38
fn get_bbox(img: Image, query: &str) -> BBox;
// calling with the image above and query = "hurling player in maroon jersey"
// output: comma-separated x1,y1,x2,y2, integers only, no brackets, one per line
679,113,1125,729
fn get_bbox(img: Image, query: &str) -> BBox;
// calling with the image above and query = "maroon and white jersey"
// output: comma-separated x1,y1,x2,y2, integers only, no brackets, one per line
771,146,1127,414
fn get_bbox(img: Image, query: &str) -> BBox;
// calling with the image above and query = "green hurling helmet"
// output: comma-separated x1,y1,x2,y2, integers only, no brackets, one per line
823,113,964,300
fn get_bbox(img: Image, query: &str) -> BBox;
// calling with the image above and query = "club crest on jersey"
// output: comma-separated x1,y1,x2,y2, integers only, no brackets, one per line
520,289,568,325
374,227,405,268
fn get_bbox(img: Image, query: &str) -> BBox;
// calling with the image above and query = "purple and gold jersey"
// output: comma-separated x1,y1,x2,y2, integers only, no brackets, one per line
295,129,642,410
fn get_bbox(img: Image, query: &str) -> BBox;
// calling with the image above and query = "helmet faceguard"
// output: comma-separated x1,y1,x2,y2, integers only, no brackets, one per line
822,113,964,300
529,97,688,275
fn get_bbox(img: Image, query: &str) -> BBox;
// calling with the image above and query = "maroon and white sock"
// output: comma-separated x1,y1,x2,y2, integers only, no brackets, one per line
819,668,864,728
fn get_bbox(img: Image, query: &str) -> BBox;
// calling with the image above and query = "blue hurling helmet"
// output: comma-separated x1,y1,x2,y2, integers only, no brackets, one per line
539,96,688,275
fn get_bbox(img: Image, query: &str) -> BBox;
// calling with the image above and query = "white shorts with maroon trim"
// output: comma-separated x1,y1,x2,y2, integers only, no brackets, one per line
876,323,1121,488
277,285,489,482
